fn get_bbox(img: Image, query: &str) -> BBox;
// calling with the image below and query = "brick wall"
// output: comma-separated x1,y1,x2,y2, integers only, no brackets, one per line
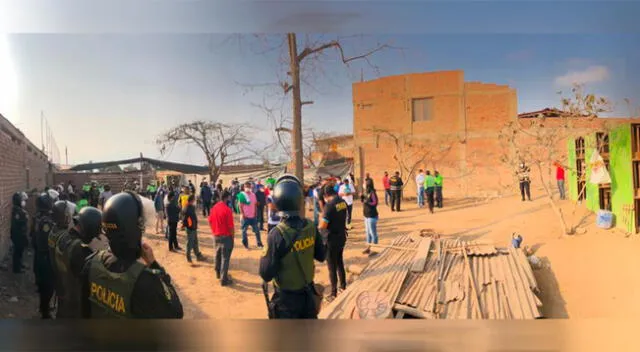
0,114,52,260
352,71,640,200
353,70,518,198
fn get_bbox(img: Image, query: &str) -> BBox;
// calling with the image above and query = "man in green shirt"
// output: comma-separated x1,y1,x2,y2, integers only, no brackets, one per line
423,171,436,214
434,171,443,208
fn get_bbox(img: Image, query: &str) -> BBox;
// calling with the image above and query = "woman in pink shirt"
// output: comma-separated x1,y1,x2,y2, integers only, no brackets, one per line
239,182,263,249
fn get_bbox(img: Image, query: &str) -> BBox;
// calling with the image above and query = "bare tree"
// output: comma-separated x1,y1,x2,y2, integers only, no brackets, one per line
275,126,338,168
232,34,393,181
367,127,457,191
156,121,257,183
498,83,613,235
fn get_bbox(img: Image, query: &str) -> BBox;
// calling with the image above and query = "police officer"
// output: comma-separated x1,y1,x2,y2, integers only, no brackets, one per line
32,193,56,319
259,175,327,319
88,182,100,208
50,202,102,318
48,200,74,317
10,192,29,274
80,192,183,318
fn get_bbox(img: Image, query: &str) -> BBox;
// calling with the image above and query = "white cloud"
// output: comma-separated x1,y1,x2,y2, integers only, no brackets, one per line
554,65,610,86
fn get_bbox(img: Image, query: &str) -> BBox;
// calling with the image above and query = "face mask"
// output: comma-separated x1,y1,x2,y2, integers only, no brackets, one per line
20,201,26,207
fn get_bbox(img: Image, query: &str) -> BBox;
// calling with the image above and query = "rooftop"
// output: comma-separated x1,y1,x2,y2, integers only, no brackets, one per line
518,108,573,119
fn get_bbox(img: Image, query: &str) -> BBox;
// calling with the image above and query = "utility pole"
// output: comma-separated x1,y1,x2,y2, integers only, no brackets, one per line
40,111,44,152
65,146,68,165
287,33,304,183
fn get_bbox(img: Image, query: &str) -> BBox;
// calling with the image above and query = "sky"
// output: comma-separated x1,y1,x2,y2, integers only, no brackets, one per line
1,1,639,166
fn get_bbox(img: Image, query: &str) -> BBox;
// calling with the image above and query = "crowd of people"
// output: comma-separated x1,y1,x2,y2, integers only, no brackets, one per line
9,187,183,319
6,169,447,320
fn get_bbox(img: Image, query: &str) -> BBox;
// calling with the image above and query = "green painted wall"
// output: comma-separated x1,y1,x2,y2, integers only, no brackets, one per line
609,124,634,231
566,124,635,232
568,139,578,200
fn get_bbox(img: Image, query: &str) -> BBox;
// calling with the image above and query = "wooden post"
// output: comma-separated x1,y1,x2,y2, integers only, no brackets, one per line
463,244,484,319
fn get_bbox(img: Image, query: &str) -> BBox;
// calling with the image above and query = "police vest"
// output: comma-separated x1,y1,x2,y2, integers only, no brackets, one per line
88,251,146,318
54,231,91,318
274,222,316,291
48,228,67,291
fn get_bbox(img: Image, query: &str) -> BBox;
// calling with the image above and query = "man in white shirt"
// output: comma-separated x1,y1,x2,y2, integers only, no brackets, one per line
338,178,355,229
416,169,426,208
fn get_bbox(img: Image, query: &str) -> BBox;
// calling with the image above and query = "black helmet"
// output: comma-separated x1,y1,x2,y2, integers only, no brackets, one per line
52,200,72,229
12,192,22,207
102,192,145,260
77,206,103,242
273,174,303,217
36,193,54,212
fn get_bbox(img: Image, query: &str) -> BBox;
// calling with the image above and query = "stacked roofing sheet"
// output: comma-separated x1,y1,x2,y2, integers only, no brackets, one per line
319,233,542,320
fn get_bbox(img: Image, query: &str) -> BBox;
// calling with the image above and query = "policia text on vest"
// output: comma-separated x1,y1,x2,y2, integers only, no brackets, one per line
90,281,126,314
87,252,147,318
259,220,326,319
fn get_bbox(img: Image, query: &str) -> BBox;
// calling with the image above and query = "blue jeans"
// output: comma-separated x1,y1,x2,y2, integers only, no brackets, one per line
364,217,379,244
417,187,425,207
241,217,262,247
557,180,566,200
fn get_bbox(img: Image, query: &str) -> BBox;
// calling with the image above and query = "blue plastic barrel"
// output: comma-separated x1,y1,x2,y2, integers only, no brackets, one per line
596,210,614,229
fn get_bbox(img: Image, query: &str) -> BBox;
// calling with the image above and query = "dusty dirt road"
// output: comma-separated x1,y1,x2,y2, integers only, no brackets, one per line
143,193,640,319
3,192,640,319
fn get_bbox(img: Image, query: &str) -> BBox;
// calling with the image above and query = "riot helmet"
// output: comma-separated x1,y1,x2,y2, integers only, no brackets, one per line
52,200,72,229
102,192,145,260
47,189,60,202
77,206,103,243
273,174,304,217
12,192,23,207
36,193,54,212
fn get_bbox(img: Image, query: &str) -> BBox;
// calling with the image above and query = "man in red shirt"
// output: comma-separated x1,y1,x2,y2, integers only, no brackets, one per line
208,190,235,286
382,171,391,206
555,161,566,200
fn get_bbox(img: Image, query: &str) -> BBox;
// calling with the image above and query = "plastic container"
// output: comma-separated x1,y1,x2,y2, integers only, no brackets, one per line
596,210,614,229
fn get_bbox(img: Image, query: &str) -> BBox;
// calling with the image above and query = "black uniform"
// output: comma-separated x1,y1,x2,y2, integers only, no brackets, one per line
321,196,348,297
10,193,29,274
50,227,93,318
33,206,56,318
260,218,326,319
259,175,327,319
80,191,183,319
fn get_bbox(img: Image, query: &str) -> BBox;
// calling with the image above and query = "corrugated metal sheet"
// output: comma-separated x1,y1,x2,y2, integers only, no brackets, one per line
320,235,542,320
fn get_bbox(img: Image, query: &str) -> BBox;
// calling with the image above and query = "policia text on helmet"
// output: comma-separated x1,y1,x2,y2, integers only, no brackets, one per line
80,192,184,319
258,175,327,319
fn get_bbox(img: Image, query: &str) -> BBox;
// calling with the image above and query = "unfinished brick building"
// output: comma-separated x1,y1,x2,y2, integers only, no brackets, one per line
350,70,640,199
352,70,518,198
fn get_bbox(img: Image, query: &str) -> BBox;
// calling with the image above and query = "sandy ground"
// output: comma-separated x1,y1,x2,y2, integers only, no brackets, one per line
3,191,640,319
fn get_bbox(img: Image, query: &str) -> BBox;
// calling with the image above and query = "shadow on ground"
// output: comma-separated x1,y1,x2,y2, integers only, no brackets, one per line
533,257,569,318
